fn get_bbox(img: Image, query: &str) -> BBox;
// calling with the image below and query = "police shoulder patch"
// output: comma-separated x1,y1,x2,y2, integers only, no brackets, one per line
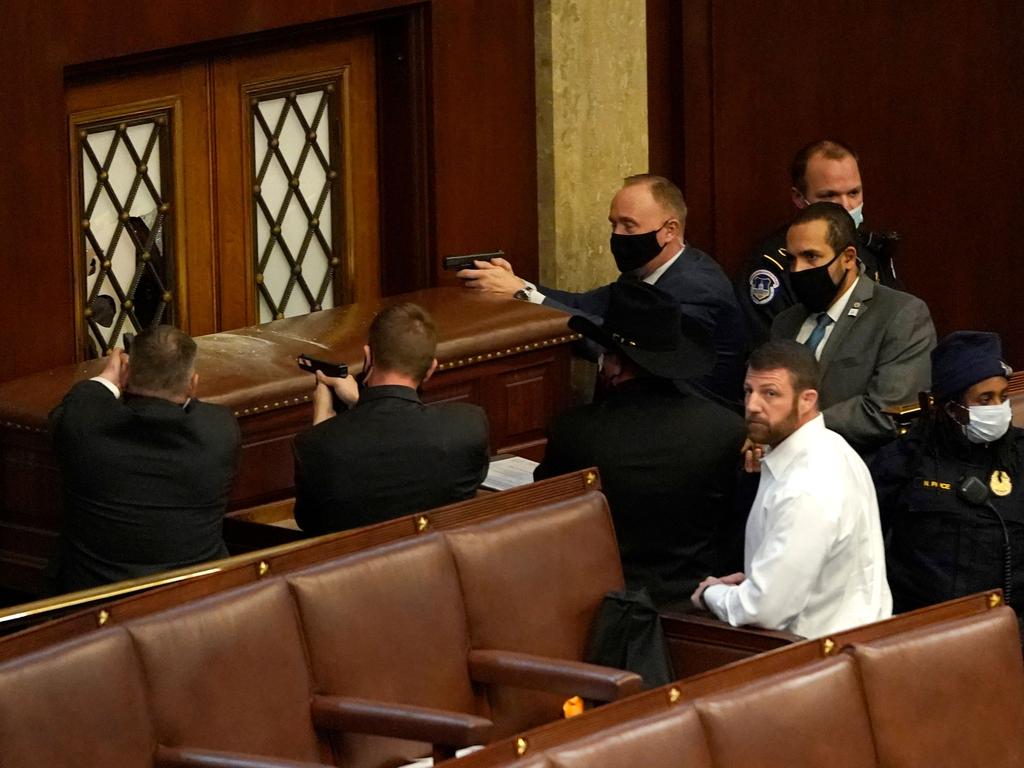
749,269,780,305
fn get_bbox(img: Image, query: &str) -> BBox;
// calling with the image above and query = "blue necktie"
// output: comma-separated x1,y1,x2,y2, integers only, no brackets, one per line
804,312,833,355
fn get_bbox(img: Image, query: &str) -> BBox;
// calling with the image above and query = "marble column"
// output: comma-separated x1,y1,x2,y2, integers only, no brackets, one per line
534,0,649,290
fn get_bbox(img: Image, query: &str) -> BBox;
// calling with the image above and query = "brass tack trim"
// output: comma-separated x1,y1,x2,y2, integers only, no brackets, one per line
515,737,528,756
585,471,597,487
97,609,110,626
989,592,1003,608
821,637,836,656
435,334,581,371
668,687,681,704
415,515,429,533
257,561,270,577
0,421,47,433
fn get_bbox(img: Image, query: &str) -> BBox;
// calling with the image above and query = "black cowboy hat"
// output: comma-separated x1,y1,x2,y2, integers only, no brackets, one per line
568,280,714,381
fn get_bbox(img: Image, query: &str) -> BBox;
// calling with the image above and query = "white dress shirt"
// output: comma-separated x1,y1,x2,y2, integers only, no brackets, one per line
794,277,859,359
703,414,892,638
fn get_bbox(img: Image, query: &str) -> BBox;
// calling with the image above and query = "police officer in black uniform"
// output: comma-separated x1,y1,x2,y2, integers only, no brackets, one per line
870,331,1023,618
736,139,902,342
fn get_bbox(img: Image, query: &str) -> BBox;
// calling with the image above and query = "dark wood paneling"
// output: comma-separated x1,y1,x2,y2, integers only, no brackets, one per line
655,0,1024,363
0,0,538,381
377,9,433,297
430,0,539,288
645,0,681,182
422,346,571,460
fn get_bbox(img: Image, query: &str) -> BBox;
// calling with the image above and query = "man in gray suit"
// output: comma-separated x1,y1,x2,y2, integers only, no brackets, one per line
770,202,935,455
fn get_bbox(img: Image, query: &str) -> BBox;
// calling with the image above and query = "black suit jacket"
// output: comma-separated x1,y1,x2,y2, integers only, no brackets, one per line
49,380,240,592
293,385,489,535
538,245,749,403
534,378,747,606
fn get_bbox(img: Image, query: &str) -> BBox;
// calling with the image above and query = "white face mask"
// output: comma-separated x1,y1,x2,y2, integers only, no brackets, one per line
965,400,1013,444
801,197,864,229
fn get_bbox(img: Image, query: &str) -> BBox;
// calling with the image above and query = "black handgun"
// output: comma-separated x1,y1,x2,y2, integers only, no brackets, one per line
443,250,504,271
297,354,349,379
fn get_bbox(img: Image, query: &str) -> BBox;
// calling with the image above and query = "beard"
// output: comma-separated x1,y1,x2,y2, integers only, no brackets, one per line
746,396,801,447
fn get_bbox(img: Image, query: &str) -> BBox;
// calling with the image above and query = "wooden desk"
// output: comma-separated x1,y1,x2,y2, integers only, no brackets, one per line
0,288,577,595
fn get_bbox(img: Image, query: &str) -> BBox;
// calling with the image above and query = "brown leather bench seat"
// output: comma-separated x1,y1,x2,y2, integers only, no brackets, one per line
0,480,642,768
448,593,1023,768
0,469,600,644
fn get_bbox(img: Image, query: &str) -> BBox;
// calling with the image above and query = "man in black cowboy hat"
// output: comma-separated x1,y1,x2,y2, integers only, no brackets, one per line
534,281,747,607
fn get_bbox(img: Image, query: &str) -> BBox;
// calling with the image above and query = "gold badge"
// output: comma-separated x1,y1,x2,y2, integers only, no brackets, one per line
990,470,1013,497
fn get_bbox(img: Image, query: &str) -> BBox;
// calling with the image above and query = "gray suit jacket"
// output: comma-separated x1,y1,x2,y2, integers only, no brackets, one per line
771,275,936,454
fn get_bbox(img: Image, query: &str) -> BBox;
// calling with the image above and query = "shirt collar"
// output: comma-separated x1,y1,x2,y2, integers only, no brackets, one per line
825,275,860,322
762,413,827,478
643,246,684,285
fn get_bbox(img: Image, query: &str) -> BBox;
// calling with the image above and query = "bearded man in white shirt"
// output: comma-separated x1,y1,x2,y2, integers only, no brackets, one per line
691,339,892,638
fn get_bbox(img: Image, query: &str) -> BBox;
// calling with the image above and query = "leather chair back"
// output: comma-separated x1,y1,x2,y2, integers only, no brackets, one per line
0,627,155,767
288,535,481,766
854,605,1024,768
446,492,623,735
695,655,876,768
127,579,326,763
547,707,712,768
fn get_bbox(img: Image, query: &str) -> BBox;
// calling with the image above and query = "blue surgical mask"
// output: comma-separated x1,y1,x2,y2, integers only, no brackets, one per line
848,203,864,229
965,401,1013,444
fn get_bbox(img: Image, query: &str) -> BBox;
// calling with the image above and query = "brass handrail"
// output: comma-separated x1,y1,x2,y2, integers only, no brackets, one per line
0,536,318,630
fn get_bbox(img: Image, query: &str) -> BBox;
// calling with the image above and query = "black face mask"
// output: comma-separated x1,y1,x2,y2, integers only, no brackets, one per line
789,252,846,312
610,222,668,273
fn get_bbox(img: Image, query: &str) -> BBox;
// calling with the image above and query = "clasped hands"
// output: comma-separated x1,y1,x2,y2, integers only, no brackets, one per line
312,369,360,425
691,571,746,610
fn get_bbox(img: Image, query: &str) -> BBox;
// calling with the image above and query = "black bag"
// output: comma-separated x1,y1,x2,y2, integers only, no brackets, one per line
584,588,674,688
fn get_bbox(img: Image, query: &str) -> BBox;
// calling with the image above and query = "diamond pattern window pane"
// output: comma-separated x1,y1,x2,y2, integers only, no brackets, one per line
77,113,175,357
251,83,340,323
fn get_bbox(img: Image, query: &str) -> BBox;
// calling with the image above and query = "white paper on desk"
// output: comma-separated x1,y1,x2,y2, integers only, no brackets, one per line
481,456,539,491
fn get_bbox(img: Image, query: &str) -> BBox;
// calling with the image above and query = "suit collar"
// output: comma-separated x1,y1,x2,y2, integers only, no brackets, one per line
357,385,422,406
124,392,194,413
818,275,876,370
642,247,684,284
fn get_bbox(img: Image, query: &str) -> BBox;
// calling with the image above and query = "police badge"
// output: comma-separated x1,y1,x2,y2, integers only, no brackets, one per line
749,269,780,305
990,470,1013,497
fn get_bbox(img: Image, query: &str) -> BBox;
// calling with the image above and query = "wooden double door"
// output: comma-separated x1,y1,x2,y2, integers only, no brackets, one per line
66,33,379,357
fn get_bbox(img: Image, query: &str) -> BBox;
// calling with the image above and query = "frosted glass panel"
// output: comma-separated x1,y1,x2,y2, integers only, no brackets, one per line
77,114,173,357
251,84,339,323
